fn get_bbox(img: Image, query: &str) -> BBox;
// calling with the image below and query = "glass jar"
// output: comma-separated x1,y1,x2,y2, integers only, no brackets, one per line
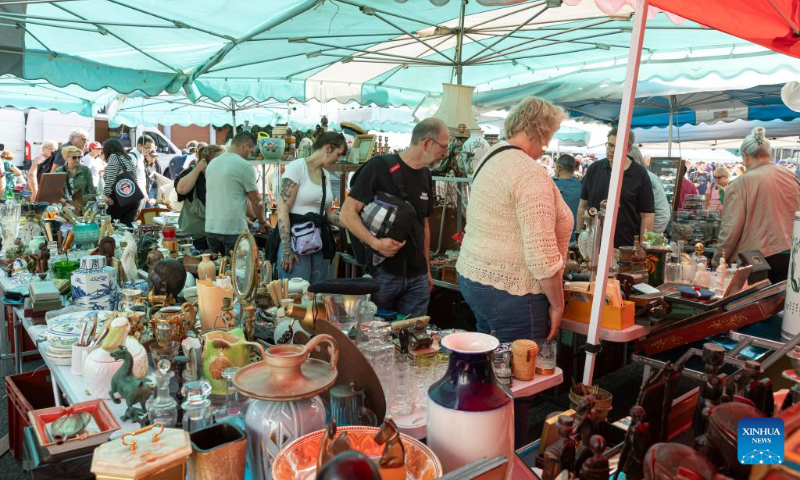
147,359,178,427
182,379,213,433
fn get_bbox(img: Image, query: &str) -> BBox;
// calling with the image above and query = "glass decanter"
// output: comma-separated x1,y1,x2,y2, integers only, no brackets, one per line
147,359,178,427
359,320,394,375
213,367,247,429
181,379,213,433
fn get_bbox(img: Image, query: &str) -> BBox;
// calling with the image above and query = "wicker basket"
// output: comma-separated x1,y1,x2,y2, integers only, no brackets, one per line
511,339,539,381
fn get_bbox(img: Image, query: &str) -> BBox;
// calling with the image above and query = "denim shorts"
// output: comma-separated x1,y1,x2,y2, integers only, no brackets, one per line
457,274,550,343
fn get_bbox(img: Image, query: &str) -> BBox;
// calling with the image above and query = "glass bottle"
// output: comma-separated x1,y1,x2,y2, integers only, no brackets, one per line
213,367,247,429
692,242,708,272
665,254,683,285
181,379,213,433
355,301,378,345
147,359,178,427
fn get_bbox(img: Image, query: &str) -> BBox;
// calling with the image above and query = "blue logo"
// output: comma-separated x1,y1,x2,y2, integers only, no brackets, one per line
738,417,784,465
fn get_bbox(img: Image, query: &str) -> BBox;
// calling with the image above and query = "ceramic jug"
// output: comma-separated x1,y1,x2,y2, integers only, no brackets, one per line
329,382,377,427
235,335,338,480
287,277,310,296
197,254,216,281
202,329,262,396
151,303,196,343
197,278,234,332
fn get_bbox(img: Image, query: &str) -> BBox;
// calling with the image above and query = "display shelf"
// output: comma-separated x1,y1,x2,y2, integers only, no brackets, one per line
432,279,460,291
394,368,563,439
17,308,139,438
560,317,650,343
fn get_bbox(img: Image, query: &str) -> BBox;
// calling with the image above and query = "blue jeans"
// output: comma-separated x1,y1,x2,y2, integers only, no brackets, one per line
372,268,430,317
457,274,550,343
277,243,329,284
206,233,239,256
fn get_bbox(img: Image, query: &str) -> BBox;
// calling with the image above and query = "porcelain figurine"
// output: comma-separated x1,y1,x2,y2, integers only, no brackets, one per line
108,346,151,425
375,417,406,480
614,406,652,480
573,395,600,475
148,258,187,301
120,231,138,286
543,416,576,480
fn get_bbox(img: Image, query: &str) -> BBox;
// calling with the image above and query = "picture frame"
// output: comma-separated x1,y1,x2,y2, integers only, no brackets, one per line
35,173,67,204
352,134,377,163
650,157,685,212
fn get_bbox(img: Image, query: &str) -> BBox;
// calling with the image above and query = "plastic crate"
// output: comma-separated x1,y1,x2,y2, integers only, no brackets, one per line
6,368,55,459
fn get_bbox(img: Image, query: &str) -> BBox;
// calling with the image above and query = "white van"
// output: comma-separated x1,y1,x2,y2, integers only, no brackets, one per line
26,110,95,166
116,125,181,172
0,108,27,166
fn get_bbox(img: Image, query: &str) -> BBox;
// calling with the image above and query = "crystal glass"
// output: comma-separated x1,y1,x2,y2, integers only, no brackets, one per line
182,379,213,433
321,293,368,337
147,359,178,427
359,320,394,374
150,340,180,367
355,301,378,345
214,367,247,430
389,359,416,417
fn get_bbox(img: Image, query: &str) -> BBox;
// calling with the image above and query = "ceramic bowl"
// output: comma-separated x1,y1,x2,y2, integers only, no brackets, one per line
72,224,101,247
272,426,442,480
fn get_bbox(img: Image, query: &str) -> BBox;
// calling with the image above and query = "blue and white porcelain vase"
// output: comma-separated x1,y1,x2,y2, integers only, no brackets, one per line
426,332,514,477
71,255,118,311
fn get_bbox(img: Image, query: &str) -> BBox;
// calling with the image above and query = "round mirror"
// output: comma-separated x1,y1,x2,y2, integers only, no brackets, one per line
231,231,258,302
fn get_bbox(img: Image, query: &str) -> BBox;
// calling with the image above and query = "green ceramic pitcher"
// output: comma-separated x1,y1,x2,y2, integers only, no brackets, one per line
202,328,263,396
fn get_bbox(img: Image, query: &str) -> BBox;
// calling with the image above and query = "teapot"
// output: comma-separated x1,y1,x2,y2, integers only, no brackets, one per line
151,302,196,343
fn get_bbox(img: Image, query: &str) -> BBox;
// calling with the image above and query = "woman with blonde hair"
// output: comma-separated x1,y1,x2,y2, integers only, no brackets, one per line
0,150,23,197
54,145,95,205
456,96,572,446
28,140,57,200
706,166,730,212
175,144,225,251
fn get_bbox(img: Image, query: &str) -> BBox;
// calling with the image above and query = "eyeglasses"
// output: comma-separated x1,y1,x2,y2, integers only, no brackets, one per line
605,142,616,149
429,138,448,150
714,175,727,179
70,155,82,160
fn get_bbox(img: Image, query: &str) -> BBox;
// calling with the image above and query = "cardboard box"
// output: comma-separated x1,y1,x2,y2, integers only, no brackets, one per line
562,289,635,330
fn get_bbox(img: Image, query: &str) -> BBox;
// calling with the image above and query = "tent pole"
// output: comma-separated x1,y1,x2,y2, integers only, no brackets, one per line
455,0,466,85
582,0,650,386
231,99,237,135
667,95,675,157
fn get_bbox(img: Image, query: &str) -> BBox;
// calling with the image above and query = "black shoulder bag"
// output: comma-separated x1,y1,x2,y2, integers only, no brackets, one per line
113,154,144,208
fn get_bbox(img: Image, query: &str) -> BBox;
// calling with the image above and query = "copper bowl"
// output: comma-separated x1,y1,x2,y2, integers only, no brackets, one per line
272,426,442,480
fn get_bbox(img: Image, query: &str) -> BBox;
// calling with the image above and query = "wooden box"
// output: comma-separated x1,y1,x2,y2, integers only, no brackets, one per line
562,289,635,330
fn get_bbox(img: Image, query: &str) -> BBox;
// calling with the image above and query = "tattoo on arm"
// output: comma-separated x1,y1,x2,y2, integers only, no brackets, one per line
279,178,298,206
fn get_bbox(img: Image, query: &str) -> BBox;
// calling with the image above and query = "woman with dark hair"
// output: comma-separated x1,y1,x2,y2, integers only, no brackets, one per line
274,131,347,283
102,138,139,226
175,145,225,251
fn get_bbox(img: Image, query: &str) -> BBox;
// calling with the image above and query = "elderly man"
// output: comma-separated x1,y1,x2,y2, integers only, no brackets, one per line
204,132,269,255
340,118,447,316
52,128,88,171
577,129,654,249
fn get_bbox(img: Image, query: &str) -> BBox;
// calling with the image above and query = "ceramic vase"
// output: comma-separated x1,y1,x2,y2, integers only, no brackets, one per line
287,277,310,296
28,235,46,254
71,256,118,311
197,278,234,331
426,332,514,478
82,337,147,399
201,329,259,396
197,254,215,281
784,212,800,339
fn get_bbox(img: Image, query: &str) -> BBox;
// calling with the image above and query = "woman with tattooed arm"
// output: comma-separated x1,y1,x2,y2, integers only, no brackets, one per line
273,132,348,283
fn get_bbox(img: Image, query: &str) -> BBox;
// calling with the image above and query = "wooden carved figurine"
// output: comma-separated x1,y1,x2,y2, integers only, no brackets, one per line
614,406,652,480
109,347,151,426
374,417,406,480
317,420,352,471
693,343,726,435
98,236,116,267
742,360,774,416
36,242,49,273
543,415,576,480
580,435,609,480
573,394,599,475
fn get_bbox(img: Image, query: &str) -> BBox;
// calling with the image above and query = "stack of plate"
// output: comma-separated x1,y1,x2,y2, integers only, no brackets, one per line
45,310,112,343
46,338,77,365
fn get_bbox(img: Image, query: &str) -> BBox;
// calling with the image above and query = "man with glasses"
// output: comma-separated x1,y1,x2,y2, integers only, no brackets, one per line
340,118,447,316
52,128,89,171
576,128,654,251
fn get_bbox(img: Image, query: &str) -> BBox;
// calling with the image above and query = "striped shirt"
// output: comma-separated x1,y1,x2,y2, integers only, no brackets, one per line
103,153,137,197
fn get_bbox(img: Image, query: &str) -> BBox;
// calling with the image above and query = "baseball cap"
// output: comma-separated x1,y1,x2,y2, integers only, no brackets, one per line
88,141,102,150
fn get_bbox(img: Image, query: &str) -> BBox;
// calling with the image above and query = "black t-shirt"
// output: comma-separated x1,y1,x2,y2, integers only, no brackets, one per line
580,158,655,248
348,154,434,277
53,141,72,168
174,166,206,205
